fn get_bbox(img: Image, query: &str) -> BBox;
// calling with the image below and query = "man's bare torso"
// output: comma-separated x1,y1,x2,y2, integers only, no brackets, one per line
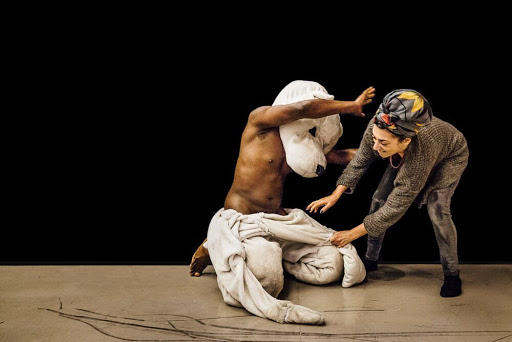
224,123,291,216
190,86,375,276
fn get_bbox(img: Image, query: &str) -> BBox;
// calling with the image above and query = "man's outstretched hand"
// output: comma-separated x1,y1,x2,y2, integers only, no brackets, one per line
353,86,376,117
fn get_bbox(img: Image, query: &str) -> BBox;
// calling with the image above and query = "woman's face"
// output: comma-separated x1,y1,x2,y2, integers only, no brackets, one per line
371,125,411,158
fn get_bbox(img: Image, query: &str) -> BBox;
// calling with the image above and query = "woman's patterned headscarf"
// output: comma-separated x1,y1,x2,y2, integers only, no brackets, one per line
373,89,433,137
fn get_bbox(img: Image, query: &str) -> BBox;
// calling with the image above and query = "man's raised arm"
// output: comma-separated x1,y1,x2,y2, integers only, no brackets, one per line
249,86,375,129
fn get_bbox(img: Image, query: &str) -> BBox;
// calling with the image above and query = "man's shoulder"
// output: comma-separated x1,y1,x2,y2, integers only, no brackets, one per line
241,111,280,143
249,105,271,117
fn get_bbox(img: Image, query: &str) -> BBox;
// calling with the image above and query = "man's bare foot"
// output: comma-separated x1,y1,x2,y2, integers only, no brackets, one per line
190,239,211,277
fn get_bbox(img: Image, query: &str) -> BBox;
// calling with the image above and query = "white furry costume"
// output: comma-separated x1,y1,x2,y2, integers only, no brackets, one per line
206,208,365,324
275,80,343,178
206,81,365,324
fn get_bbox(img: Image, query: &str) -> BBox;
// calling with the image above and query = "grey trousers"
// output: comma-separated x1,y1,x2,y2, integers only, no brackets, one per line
365,165,460,276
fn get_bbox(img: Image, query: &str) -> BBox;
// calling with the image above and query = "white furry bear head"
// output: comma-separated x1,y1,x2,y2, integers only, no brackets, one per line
273,80,343,178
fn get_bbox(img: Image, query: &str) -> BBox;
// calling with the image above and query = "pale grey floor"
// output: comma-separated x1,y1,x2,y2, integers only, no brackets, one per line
1,264,511,341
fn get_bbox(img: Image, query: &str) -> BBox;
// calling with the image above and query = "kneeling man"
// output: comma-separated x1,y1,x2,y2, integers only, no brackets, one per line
191,81,375,324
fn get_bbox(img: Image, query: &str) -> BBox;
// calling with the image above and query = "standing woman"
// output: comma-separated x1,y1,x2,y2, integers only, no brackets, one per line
307,89,469,297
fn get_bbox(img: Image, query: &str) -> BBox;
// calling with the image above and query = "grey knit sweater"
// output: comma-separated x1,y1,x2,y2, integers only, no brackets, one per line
336,116,469,237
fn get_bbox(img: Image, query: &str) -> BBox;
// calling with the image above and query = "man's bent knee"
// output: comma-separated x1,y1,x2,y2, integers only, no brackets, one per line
244,237,284,297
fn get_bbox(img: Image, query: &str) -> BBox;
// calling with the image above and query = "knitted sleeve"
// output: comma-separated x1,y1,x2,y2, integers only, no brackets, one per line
362,139,439,237
336,120,379,194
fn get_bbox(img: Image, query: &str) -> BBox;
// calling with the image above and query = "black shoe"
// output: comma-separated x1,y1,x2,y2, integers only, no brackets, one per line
363,258,378,272
440,275,462,297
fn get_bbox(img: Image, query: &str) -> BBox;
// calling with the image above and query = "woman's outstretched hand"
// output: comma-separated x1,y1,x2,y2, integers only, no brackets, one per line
330,223,369,248
306,185,348,214
306,194,340,214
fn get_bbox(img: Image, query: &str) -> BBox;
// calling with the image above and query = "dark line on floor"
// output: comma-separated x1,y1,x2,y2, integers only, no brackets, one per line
76,308,148,322
323,309,385,312
41,307,512,341
43,308,180,333
491,333,512,342
197,314,253,321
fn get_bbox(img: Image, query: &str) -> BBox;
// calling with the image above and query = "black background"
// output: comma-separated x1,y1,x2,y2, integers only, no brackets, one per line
4,18,510,265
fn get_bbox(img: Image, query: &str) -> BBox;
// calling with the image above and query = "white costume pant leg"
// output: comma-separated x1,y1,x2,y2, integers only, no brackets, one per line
282,243,343,285
262,209,365,288
207,209,325,325
206,208,365,324
243,236,284,297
